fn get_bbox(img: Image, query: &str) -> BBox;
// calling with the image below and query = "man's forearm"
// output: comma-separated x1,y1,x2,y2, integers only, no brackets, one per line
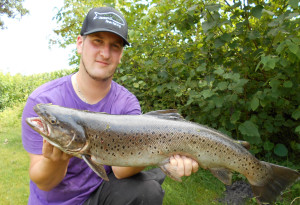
112,166,145,179
29,154,70,191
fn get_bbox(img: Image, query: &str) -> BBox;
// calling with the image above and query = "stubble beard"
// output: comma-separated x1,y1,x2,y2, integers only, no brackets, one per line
81,56,116,82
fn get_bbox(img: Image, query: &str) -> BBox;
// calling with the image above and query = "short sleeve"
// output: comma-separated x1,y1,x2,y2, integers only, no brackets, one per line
21,97,44,154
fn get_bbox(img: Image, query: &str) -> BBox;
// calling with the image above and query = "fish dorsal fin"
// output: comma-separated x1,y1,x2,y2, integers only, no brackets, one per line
234,140,251,150
209,168,232,185
144,109,185,121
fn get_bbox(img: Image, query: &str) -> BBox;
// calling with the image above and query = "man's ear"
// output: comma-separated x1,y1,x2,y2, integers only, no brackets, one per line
76,35,84,54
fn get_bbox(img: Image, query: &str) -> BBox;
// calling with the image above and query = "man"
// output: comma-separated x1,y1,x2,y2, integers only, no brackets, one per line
22,7,199,205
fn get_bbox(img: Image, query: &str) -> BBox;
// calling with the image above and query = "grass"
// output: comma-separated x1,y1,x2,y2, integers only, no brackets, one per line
162,169,225,205
0,103,299,205
0,128,30,205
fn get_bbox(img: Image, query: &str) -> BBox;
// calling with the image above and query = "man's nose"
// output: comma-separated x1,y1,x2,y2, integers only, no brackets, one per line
100,44,110,59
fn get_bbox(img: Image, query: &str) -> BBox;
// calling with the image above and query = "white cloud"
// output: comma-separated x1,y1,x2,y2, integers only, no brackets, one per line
0,0,74,75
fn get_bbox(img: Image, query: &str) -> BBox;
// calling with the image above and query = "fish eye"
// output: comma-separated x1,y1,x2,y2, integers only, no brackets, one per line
49,116,57,124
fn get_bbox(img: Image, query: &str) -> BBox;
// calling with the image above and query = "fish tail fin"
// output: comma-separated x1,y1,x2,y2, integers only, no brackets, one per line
251,162,300,203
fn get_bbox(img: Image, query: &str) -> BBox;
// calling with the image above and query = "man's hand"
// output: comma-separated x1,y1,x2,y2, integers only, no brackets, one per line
42,139,72,162
168,155,199,178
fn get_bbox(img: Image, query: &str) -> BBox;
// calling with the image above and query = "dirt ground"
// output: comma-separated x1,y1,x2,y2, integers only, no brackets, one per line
218,180,254,205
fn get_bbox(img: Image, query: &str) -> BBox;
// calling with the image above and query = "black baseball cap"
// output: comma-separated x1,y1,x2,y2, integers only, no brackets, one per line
80,7,129,46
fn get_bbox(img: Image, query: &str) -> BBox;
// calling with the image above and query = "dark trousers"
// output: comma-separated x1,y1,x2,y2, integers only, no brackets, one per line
83,168,166,205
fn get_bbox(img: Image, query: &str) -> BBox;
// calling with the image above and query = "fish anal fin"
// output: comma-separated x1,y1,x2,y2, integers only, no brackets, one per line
160,163,182,182
209,168,232,185
144,109,185,121
82,155,109,181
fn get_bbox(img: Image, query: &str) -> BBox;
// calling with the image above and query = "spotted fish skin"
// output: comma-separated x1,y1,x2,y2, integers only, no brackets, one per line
26,104,300,204
85,113,266,184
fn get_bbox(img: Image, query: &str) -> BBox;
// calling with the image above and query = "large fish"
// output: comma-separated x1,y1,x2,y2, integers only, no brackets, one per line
26,104,299,203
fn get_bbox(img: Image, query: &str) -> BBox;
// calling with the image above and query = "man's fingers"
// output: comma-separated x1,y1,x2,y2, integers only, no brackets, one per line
174,155,184,176
169,155,199,177
192,160,199,173
42,139,71,161
169,156,177,166
42,140,53,158
182,156,192,176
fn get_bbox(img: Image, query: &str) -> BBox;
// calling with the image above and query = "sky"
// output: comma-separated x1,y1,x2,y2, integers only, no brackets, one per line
0,0,74,76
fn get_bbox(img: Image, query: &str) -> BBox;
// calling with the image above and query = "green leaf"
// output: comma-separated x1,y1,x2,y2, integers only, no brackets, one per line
248,30,260,40
220,33,231,42
214,38,225,48
264,141,274,151
289,0,299,9
250,97,259,111
185,52,194,60
205,4,221,12
217,82,228,91
261,55,279,70
295,126,300,134
238,121,260,137
214,68,224,76
276,41,286,53
230,111,241,124
292,110,300,120
133,83,139,88
251,5,263,19
202,21,216,33
286,39,299,55
283,81,293,88
274,144,288,157
200,89,214,99
196,63,206,72
269,79,281,89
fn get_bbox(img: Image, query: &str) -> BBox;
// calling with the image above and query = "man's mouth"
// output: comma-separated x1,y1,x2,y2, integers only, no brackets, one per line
96,60,109,65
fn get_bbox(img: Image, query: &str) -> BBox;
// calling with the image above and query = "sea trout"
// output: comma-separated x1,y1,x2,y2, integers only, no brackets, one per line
26,104,300,203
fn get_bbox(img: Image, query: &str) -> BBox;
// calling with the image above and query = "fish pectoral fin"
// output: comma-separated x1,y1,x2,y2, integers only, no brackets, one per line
209,168,232,185
144,110,185,121
160,163,182,182
82,155,109,181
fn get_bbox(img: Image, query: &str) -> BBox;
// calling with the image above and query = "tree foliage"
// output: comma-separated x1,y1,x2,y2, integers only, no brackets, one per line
50,0,300,158
0,0,29,29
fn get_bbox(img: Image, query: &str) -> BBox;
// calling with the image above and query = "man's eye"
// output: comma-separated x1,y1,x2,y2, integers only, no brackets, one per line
112,44,122,49
94,39,103,43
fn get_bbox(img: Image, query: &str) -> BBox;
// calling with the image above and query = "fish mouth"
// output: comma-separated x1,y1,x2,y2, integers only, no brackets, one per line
26,117,50,137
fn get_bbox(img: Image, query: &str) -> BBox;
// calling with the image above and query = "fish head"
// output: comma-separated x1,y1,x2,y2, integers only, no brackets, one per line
26,104,87,154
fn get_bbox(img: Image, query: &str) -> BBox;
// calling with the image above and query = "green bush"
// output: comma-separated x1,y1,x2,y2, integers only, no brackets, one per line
0,69,74,111
112,1,300,160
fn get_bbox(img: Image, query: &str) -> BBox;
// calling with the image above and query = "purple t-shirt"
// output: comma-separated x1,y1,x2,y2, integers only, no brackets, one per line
22,74,141,205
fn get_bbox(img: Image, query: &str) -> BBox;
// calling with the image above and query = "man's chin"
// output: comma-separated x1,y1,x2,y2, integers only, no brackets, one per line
86,71,114,82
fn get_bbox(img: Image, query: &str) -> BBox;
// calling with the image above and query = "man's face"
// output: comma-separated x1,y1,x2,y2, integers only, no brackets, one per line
77,32,124,82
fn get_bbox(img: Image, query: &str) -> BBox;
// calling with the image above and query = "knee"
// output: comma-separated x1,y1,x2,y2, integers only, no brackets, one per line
132,180,165,204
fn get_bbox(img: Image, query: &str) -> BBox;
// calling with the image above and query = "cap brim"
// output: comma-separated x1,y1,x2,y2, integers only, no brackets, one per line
82,29,130,46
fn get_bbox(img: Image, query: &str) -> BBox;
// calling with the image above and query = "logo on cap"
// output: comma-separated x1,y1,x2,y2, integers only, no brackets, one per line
94,12,125,29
